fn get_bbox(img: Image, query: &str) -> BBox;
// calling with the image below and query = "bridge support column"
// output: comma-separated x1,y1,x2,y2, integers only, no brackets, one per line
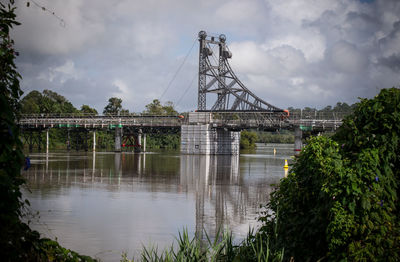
294,126,302,155
137,132,142,151
75,132,79,151
83,130,88,152
115,127,122,152
93,131,96,152
143,133,146,153
181,124,240,155
38,130,42,151
29,131,33,153
93,130,96,152
46,129,49,154
67,129,71,151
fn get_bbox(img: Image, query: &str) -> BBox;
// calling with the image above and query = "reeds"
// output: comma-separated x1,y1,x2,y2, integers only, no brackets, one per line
122,227,284,262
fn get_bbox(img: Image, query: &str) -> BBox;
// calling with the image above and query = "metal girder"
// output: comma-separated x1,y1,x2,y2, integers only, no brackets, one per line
197,31,284,113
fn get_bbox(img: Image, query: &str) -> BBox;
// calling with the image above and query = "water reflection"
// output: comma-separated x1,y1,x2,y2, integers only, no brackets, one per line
23,146,290,261
180,155,240,239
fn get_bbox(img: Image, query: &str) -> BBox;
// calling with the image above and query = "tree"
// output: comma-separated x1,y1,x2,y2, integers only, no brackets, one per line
80,104,98,115
143,99,179,149
42,89,76,114
163,101,178,115
261,88,400,261
143,99,178,115
0,3,97,260
20,90,41,114
21,90,77,114
143,99,163,115
103,97,123,115
240,130,258,149
0,1,29,258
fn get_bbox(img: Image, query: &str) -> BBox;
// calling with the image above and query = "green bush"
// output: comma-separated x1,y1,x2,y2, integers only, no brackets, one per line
260,88,400,261
240,130,258,149
257,132,294,144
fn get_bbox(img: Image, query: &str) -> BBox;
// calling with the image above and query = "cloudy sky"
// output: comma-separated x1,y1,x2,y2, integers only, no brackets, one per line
12,0,400,113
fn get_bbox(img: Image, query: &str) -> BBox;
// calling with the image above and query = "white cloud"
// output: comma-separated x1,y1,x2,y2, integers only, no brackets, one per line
13,0,400,111
14,0,105,55
229,41,278,76
38,60,80,83
328,41,368,73
263,31,326,63
216,0,261,23
267,0,343,24
111,79,135,110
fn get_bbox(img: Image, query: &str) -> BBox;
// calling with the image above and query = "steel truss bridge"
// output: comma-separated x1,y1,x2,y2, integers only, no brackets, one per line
19,31,346,153
19,111,345,132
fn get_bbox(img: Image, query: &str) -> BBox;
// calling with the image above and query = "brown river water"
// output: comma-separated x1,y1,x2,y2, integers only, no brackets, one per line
21,143,293,261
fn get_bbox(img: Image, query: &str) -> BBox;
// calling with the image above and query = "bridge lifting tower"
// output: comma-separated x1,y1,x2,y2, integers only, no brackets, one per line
197,31,284,113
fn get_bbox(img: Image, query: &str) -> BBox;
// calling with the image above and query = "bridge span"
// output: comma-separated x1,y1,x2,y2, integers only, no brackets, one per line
19,31,347,154
19,111,344,131
19,111,345,154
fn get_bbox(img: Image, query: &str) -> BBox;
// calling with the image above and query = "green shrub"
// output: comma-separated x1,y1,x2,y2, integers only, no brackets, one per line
260,88,400,261
240,130,258,149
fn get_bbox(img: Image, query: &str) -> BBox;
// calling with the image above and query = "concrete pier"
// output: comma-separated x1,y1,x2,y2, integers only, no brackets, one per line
181,124,240,155
294,126,302,155
115,127,122,152
137,132,142,150
143,133,146,152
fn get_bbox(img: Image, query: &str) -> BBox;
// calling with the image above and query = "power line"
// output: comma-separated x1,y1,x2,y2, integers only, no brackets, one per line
27,0,66,27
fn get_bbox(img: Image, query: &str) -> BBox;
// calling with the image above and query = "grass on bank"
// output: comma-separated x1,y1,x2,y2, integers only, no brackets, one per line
121,228,284,262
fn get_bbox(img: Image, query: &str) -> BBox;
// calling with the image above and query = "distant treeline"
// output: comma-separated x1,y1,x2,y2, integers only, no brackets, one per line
287,102,355,119
257,131,295,144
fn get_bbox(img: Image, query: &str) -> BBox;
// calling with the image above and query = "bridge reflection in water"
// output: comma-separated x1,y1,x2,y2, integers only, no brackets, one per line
22,148,286,259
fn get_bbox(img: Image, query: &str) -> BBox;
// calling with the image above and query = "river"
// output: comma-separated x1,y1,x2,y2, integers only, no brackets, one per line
21,143,293,261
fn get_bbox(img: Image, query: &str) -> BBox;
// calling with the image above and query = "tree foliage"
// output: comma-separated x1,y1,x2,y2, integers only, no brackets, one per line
0,4,97,260
103,97,124,115
287,101,355,119
21,89,77,114
143,99,178,115
257,131,295,144
261,88,400,261
0,1,29,258
142,99,180,149
80,104,98,115
240,130,258,149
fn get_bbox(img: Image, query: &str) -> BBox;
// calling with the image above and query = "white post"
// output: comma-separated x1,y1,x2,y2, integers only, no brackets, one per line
93,131,96,152
92,151,96,177
143,133,146,152
137,132,142,152
46,129,49,154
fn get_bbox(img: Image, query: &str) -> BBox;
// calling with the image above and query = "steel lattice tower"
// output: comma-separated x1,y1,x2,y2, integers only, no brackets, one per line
197,30,284,113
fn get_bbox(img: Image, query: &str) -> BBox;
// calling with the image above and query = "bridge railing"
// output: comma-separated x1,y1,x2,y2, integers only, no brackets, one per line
288,111,351,121
189,112,285,128
19,114,188,128
19,111,351,130
188,111,350,130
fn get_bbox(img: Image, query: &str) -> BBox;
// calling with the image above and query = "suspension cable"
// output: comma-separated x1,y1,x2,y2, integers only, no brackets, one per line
159,37,197,101
175,72,197,109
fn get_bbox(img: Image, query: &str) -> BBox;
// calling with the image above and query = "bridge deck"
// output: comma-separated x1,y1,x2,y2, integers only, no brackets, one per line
19,112,346,131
